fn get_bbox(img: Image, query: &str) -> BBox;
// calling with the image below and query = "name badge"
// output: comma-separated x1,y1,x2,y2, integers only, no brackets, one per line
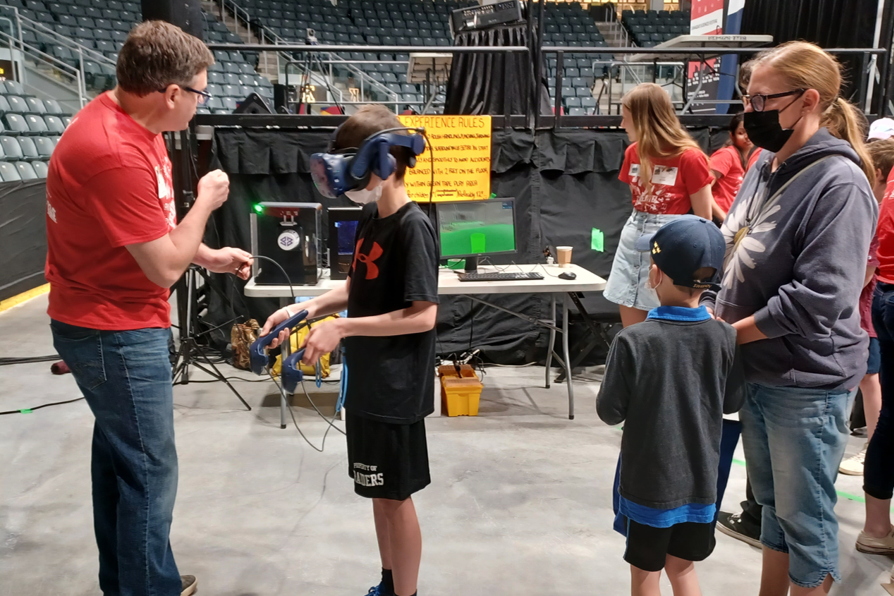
651,165,678,186
629,163,640,178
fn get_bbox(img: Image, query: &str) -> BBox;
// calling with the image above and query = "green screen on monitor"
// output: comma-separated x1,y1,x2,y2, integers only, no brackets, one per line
437,199,516,258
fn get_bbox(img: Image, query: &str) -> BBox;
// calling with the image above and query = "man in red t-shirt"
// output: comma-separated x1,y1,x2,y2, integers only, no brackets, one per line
46,22,250,596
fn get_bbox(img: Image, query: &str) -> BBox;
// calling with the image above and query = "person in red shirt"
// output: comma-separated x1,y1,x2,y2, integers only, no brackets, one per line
860,140,894,570
603,83,714,327
709,113,756,219
46,22,251,596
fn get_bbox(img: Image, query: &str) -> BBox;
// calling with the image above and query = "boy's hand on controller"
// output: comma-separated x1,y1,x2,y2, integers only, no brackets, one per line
301,320,345,365
259,307,292,350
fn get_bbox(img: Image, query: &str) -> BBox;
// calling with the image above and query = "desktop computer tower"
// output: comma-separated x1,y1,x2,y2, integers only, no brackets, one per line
250,202,322,286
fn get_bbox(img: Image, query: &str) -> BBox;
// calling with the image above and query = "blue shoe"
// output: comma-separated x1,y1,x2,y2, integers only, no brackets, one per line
366,585,382,596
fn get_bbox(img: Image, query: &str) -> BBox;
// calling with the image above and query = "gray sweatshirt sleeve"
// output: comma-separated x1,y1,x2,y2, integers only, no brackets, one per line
596,333,633,425
753,180,878,341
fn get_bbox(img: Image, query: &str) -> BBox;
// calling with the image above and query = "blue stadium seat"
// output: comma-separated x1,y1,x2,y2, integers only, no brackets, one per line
0,97,11,115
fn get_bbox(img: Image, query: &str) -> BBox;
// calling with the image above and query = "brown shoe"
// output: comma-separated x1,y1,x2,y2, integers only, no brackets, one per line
181,575,198,596
856,529,894,555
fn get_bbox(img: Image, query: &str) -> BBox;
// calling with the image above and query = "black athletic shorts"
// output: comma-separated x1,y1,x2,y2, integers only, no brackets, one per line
345,413,431,501
623,518,716,572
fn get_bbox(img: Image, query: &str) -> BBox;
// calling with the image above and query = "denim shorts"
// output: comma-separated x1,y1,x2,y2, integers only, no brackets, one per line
603,210,681,310
740,383,855,588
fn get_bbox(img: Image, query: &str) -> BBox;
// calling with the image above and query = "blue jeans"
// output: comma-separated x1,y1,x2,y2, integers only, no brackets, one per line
740,383,855,588
51,320,180,596
867,283,894,499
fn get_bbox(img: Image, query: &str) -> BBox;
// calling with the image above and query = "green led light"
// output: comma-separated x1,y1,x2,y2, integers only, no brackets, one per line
253,204,264,214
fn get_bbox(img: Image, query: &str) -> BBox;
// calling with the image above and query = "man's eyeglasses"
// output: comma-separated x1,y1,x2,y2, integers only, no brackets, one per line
742,89,805,112
158,85,212,106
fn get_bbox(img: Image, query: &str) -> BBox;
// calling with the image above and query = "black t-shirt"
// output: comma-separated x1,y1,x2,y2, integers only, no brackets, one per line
344,201,439,424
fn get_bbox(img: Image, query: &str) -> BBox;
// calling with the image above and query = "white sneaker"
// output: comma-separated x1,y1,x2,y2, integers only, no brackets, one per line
181,575,197,596
839,443,867,476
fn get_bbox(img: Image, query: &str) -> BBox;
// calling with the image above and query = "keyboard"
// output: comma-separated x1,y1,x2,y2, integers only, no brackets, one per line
457,271,544,282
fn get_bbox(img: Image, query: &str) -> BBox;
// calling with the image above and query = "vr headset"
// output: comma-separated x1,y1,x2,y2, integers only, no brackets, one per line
310,127,427,199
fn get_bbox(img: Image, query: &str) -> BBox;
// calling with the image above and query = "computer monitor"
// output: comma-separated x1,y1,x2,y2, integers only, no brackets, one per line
327,206,363,280
435,198,517,272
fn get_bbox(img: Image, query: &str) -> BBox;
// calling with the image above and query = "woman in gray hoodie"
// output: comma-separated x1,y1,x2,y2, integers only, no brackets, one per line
703,42,877,595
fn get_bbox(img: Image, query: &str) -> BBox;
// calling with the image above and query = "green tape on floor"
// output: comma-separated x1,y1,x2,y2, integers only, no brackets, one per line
19,409,32,414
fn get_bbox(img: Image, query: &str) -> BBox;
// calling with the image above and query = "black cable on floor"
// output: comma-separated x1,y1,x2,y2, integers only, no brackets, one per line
0,355,61,366
0,397,85,415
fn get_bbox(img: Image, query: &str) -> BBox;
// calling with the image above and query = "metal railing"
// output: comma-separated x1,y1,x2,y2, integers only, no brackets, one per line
0,29,85,107
214,0,400,108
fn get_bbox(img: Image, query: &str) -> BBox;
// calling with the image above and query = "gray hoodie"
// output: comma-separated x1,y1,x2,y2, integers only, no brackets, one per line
703,128,878,391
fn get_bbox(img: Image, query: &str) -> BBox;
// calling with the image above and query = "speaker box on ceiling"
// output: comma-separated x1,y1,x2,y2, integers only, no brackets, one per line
141,0,204,41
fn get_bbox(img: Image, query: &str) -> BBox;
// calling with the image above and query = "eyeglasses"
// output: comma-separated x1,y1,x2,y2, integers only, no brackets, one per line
742,88,805,112
157,85,213,106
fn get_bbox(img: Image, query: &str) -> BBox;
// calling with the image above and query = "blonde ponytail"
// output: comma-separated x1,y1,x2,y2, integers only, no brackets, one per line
823,98,875,181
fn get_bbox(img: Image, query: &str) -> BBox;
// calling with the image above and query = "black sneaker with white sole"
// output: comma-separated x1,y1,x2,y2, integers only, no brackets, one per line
181,575,197,596
716,511,762,548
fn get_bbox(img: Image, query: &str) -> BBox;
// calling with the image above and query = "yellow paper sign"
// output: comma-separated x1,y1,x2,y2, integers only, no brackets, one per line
397,115,492,202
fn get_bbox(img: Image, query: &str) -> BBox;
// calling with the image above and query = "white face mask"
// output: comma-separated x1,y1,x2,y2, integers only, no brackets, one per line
344,182,383,205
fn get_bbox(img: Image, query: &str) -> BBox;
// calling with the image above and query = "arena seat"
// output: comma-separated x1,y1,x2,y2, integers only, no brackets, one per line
0,161,21,182
0,137,23,161
3,115,29,136
25,114,49,135
17,137,40,161
32,161,49,179
34,136,55,160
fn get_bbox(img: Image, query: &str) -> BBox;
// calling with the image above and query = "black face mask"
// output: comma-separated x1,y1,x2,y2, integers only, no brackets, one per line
743,110,795,153
743,95,804,153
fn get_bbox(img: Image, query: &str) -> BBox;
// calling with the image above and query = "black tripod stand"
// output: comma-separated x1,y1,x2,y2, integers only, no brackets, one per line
171,265,252,411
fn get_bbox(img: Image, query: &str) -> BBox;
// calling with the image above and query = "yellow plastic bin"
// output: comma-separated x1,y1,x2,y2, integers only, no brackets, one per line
439,365,483,416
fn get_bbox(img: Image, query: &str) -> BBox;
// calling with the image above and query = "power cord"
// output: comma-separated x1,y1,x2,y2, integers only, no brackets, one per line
251,254,296,301
265,365,344,453
0,396,84,416
0,355,61,366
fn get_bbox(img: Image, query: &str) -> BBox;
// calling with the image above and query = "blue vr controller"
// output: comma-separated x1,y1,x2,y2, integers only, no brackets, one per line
281,348,307,394
249,309,309,375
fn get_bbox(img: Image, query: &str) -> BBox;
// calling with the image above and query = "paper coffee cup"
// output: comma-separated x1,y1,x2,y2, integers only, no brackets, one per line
556,246,572,267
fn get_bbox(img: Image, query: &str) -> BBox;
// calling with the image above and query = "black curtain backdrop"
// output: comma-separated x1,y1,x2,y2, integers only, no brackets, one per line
740,0,876,101
207,127,720,364
444,22,551,117
0,180,47,302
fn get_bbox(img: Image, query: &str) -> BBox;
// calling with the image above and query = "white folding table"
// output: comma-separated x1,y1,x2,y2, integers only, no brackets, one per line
245,263,606,423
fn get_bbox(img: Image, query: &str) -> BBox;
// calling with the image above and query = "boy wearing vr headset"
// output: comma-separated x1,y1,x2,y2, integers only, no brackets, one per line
597,216,745,596
261,105,438,596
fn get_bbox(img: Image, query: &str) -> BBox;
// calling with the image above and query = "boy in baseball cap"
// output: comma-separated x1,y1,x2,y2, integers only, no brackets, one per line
597,216,745,596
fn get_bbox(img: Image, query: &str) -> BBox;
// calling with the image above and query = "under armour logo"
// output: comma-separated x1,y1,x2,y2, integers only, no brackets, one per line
352,239,384,280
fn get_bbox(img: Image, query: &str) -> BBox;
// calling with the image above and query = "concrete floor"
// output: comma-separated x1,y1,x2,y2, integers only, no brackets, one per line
1,294,893,596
